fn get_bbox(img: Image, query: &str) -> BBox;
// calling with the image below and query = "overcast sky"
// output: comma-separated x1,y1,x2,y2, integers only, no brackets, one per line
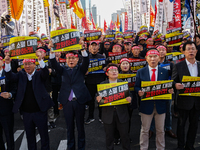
91,0,124,27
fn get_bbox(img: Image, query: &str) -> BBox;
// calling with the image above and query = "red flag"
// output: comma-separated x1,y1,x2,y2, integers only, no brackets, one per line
90,13,96,29
155,2,157,21
104,20,107,33
124,12,128,31
150,5,155,27
110,20,114,30
81,10,89,29
71,15,76,29
117,14,120,29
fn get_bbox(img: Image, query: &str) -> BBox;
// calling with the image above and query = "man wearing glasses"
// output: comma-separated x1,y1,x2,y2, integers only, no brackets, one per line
4,50,54,150
172,41,200,150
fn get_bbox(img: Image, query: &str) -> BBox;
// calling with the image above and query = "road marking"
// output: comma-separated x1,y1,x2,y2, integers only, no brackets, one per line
5,130,24,149
19,133,28,150
14,130,24,141
57,140,67,150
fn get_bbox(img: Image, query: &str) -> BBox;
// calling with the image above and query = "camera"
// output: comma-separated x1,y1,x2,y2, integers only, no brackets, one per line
1,17,6,28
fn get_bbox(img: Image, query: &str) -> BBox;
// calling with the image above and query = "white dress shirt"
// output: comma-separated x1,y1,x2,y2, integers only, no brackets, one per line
185,59,198,77
148,65,158,81
0,69,3,77
5,59,46,81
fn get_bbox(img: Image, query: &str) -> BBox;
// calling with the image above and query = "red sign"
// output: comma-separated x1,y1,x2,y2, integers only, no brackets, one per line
124,12,128,31
168,0,182,30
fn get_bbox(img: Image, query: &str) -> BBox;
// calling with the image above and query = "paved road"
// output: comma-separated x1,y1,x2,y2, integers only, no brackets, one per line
12,105,200,150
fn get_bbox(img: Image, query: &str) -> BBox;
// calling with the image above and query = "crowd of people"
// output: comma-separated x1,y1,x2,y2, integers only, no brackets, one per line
0,30,200,150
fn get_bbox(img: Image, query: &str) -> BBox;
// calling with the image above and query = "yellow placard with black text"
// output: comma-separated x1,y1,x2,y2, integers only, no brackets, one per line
141,80,173,101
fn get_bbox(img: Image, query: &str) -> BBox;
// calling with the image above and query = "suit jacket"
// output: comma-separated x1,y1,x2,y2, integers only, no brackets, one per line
135,66,169,115
0,70,17,116
5,67,54,113
100,79,130,124
172,60,200,110
50,55,92,105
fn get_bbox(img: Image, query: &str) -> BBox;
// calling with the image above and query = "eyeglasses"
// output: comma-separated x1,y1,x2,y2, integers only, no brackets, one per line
185,48,196,51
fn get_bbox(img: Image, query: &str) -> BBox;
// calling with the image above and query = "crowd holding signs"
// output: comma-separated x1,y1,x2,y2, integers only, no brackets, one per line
1,18,200,150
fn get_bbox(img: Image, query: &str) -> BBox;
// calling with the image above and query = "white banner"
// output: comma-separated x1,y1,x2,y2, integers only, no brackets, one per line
67,8,71,29
132,0,141,33
146,0,150,28
19,1,27,36
49,0,57,31
0,0,8,17
37,0,47,36
164,0,174,23
154,0,164,32
76,15,82,31
26,0,34,33
44,7,50,38
59,3,68,28
33,0,38,32
124,0,132,30
140,0,147,14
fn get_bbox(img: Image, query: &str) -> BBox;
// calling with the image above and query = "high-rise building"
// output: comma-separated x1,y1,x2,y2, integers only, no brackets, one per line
99,15,101,28
111,13,118,22
92,5,97,25
80,0,86,11
89,0,91,20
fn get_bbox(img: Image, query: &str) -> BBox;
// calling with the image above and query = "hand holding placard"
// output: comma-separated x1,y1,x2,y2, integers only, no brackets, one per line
175,83,184,90
96,96,102,103
138,90,144,97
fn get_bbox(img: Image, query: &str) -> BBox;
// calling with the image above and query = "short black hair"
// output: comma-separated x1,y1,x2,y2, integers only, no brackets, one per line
5,15,10,19
182,41,197,51
196,34,200,39
105,63,119,72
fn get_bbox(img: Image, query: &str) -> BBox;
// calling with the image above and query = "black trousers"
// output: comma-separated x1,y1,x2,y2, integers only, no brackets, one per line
63,100,85,150
86,84,102,119
177,106,200,150
22,111,50,150
104,111,130,150
52,84,61,115
0,114,14,150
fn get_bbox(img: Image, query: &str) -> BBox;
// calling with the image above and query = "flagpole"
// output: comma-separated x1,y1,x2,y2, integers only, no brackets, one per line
189,0,197,38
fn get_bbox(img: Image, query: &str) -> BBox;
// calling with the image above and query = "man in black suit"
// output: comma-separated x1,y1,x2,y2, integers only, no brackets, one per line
0,56,16,150
172,41,200,150
4,51,54,150
49,41,91,150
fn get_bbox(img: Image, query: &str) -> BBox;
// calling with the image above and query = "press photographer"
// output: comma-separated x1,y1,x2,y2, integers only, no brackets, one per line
1,15,15,36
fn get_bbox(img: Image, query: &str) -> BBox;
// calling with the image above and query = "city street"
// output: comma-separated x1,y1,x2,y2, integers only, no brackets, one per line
12,104,200,150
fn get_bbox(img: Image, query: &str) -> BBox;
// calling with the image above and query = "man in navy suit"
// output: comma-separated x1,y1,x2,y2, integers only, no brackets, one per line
0,56,17,150
4,51,54,150
49,41,91,150
135,49,173,150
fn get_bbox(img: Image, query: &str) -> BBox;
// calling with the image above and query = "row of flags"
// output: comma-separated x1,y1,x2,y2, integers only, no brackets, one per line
0,0,198,37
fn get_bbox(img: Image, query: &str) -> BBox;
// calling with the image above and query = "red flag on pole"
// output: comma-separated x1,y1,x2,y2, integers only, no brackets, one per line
104,20,107,33
71,15,76,29
155,2,157,21
110,20,114,30
91,12,96,30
